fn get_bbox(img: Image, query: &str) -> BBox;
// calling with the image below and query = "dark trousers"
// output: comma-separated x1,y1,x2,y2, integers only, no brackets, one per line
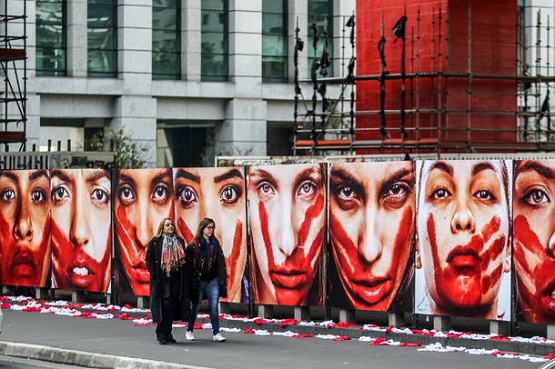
156,296,177,341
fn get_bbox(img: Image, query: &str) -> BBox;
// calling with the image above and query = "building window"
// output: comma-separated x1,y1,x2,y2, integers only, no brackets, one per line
307,0,333,77
88,0,117,78
36,0,66,76
267,121,293,156
153,0,181,80
201,0,228,81
262,0,288,82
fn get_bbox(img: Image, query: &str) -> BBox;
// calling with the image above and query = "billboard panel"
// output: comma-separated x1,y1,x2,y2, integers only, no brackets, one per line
415,159,512,320
173,167,247,303
248,163,326,306
328,161,415,312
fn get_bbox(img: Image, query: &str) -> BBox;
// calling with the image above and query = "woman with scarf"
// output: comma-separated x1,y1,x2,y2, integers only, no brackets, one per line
185,217,227,342
146,217,189,344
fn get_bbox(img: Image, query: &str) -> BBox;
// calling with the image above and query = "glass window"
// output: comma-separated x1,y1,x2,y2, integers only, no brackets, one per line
36,0,66,76
153,0,181,80
307,0,333,77
201,0,228,81
262,0,287,82
88,0,117,78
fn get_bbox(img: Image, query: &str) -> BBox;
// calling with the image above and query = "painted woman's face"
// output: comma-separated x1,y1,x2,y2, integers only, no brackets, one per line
416,160,510,318
513,160,555,323
51,169,111,292
0,170,51,287
173,167,246,302
330,161,415,311
248,164,326,306
116,168,173,296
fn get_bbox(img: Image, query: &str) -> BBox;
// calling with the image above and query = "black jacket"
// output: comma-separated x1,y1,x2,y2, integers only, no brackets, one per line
186,237,228,300
145,235,192,323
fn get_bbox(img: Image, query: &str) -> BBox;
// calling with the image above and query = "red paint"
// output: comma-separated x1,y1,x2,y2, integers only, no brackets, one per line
115,205,150,296
514,215,555,323
330,207,413,311
298,195,324,247
177,218,194,244
51,220,111,292
224,220,243,298
0,212,51,287
426,214,505,314
257,196,324,305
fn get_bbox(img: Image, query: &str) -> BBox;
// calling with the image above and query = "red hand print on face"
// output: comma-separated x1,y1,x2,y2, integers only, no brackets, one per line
258,194,324,305
427,214,505,315
330,207,413,311
514,215,555,323
0,212,51,287
115,205,151,296
52,220,110,292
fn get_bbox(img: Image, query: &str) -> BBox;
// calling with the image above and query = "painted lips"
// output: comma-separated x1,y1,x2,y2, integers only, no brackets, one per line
447,245,482,269
270,268,307,289
131,260,150,284
10,250,36,277
351,277,392,305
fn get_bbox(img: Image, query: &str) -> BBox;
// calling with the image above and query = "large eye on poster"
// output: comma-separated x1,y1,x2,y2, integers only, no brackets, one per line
513,160,555,324
50,169,111,293
248,163,326,306
0,169,51,288
415,159,512,320
172,167,247,303
329,161,416,312
115,168,174,297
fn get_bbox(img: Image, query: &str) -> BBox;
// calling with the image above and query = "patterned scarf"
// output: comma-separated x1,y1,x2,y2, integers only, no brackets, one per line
161,235,185,276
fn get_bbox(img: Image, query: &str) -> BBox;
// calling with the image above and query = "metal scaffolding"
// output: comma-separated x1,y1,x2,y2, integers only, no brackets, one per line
0,0,27,151
293,3,555,155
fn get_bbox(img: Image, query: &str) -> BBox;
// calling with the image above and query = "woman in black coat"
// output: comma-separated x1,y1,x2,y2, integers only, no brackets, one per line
146,217,191,344
185,217,228,342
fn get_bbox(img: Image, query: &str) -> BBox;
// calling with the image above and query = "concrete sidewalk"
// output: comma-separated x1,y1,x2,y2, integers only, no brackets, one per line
0,304,552,369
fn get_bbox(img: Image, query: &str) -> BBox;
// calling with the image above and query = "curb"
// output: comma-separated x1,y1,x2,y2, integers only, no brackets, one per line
0,341,213,369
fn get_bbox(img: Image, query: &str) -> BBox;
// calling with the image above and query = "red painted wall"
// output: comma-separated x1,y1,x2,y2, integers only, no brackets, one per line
355,0,517,153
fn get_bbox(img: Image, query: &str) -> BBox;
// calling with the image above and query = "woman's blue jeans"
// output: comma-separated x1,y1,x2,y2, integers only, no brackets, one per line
188,278,220,335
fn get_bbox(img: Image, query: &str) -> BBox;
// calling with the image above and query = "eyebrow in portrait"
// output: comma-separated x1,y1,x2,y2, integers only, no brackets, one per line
380,168,414,193
214,168,244,184
174,168,201,184
0,171,20,183
428,161,454,176
516,161,555,180
50,169,73,183
118,171,138,187
149,170,173,187
249,168,277,186
29,169,50,181
330,167,363,188
471,161,497,177
85,169,111,183
294,166,324,187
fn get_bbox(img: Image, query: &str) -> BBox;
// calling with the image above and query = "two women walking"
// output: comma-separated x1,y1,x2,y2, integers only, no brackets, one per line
146,217,227,343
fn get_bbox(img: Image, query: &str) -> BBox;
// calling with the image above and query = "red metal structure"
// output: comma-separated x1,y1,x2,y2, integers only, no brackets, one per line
294,0,555,155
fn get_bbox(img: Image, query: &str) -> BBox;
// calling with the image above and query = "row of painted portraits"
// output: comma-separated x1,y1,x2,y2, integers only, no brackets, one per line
0,160,554,325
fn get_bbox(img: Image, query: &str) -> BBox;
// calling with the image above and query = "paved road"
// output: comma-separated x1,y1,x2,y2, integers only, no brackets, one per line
0,308,548,369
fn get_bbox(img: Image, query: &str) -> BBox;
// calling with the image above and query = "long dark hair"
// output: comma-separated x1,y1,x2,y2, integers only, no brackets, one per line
193,217,215,243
